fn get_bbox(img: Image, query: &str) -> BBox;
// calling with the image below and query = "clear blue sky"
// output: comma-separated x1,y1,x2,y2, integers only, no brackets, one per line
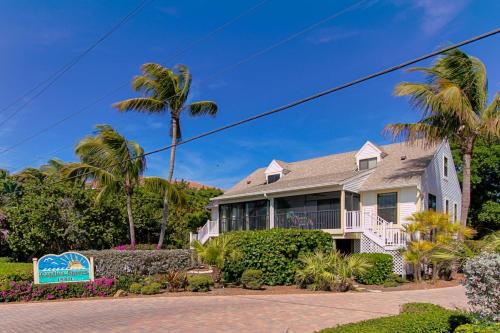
0,0,498,189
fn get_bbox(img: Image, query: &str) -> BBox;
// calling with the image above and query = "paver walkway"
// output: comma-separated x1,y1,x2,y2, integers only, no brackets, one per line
0,286,467,333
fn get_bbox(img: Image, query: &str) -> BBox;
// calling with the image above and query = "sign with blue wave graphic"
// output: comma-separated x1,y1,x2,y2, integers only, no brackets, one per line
34,252,94,284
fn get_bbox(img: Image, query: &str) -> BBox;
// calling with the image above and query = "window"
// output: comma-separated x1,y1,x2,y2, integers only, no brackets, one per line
443,156,449,178
428,193,437,211
453,203,458,222
359,157,377,170
267,173,280,184
445,199,449,214
377,192,397,223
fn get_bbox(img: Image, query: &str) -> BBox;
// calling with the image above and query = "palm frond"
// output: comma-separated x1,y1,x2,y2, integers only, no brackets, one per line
188,101,218,117
112,97,165,113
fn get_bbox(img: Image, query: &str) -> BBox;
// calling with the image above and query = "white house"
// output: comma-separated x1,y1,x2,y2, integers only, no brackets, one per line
191,140,461,274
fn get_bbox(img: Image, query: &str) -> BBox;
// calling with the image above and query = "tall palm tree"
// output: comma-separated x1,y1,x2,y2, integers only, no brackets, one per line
113,63,217,247
142,177,186,248
384,49,499,226
40,158,65,179
64,125,146,248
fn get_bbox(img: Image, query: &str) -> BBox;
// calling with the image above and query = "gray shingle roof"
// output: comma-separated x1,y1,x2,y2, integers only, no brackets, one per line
214,140,438,200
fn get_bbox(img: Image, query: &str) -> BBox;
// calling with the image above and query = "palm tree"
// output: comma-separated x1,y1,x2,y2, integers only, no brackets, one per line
142,177,186,248
64,125,146,248
113,63,218,248
384,49,499,226
192,234,240,287
40,159,66,179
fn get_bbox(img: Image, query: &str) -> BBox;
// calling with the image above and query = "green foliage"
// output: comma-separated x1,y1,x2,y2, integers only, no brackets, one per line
115,274,143,291
241,269,263,290
451,138,500,236
224,229,333,285
318,303,472,333
80,249,194,277
187,274,212,292
129,282,143,294
383,273,407,287
140,282,161,295
454,323,500,333
353,253,393,285
0,262,32,283
164,270,188,292
295,250,371,291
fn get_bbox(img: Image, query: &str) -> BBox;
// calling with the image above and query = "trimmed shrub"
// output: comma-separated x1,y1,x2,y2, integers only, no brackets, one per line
116,274,143,291
463,252,500,321
353,253,393,285
0,262,33,283
454,323,500,333
80,250,195,277
187,275,212,292
140,282,161,295
0,278,117,302
128,282,143,294
241,269,263,290
318,303,471,333
224,229,333,285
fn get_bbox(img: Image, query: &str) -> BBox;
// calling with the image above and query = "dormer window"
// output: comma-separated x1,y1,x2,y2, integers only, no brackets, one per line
443,156,449,178
359,157,377,170
267,174,280,184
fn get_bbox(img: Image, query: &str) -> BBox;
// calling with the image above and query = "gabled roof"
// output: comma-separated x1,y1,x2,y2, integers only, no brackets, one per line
213,140,439,201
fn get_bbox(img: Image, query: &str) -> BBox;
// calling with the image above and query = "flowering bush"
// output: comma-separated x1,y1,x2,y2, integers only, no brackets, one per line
463,252,500,321
0,278,117,302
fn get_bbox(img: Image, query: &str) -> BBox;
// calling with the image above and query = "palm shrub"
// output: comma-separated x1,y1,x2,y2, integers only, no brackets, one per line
64,125,146,248
403,210,475,281
385,49,499,226
113,63,217,249
295,250,371,292
192,234,240,287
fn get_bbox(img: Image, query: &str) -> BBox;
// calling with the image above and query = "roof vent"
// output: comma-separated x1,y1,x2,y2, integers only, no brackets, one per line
400,155,407,160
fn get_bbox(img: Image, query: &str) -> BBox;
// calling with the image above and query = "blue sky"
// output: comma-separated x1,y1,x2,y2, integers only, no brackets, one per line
0,0,498,189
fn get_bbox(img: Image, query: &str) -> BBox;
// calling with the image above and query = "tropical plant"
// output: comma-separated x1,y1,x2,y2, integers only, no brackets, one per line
403,210,475,281
295,250,371,291
384,49,499,226
192,234,240,287
113,63,218,249
40,159,66,179
142,177,186,248
64,125,146,248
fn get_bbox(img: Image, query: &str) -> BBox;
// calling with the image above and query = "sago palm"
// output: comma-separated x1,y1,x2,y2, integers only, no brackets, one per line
385,49,499,226
192,234,240,287
64,125,146,247
113,63,217,248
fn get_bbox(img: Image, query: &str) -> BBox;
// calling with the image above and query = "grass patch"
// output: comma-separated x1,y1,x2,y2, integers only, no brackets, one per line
0,261,33,282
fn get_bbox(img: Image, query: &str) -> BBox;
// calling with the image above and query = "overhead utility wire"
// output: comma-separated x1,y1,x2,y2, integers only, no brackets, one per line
46,27,500,186
1,0,272,157
0,0,154,126
3,0,362,157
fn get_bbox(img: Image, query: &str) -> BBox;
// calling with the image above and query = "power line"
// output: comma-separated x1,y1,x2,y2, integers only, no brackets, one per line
0,0,153,126
45,27,500,186
1,0,272,158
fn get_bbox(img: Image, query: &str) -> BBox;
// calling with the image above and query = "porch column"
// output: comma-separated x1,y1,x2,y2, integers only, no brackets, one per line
269,198,275,229
340,190,345,230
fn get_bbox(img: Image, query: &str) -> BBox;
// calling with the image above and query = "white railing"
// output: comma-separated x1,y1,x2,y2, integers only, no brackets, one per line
190,220,219,245
361,210,407,249
345,210,362,231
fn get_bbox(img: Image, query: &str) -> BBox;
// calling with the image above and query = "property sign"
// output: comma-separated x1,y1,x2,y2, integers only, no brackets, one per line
33,252,94,284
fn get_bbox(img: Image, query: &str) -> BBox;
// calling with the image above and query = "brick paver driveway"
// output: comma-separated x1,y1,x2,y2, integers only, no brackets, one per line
0,286,467,333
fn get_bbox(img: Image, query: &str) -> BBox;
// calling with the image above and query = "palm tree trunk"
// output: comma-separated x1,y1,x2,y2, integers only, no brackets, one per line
157,116,179,249
460,142,474,227
126,191,136,249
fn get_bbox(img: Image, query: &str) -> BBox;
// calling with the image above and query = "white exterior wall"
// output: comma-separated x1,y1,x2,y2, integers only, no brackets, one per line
361,186,418,224
355,141,383,166
210,205,219,222
420,141,462,221
343,171,373,193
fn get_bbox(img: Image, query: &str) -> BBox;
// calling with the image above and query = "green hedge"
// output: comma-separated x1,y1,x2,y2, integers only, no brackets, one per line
454,323,500,333
353,253,393,285
0,262,33,283
224,229,333,285
318,303,472,333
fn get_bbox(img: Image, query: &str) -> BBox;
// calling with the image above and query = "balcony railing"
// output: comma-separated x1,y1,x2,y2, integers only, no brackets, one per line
275,209,341,230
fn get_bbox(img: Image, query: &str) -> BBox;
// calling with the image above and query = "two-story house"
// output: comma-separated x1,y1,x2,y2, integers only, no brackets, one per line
191,140,462,274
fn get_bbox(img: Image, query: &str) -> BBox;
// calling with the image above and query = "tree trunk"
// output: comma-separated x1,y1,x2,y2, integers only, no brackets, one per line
157,116,179,249
126,191,136,249
460,142,474,227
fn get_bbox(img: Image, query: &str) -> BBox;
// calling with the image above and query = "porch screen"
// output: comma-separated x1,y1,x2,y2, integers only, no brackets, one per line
377,192,397,223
